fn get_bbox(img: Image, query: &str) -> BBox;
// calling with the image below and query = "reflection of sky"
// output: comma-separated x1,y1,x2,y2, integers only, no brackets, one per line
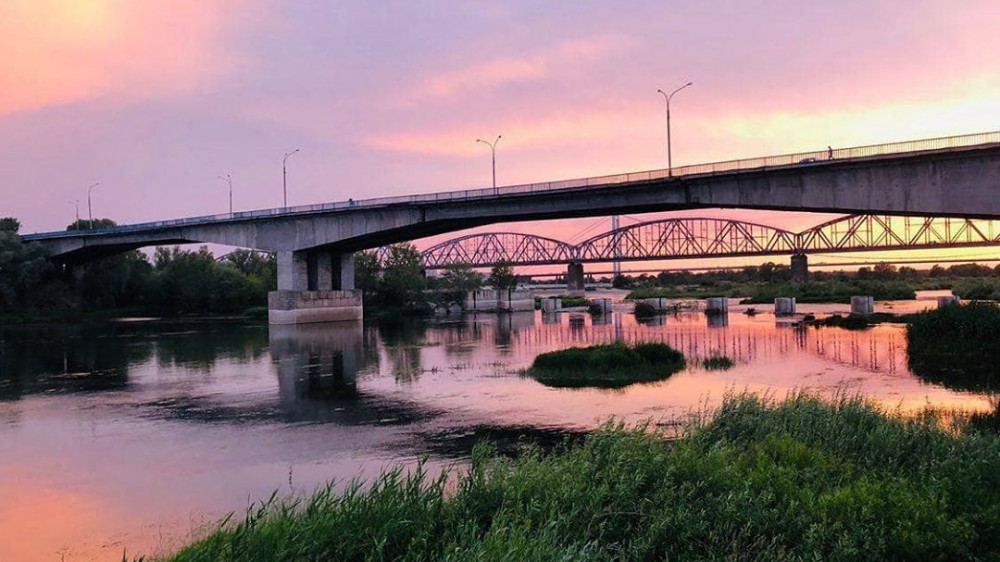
3,1,999,256
0,306,994,560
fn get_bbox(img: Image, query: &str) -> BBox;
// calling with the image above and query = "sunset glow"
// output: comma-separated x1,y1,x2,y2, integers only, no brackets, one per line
1,1,997,238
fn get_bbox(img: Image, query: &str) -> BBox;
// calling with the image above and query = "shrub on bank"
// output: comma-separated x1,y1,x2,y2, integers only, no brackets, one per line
160,394,1000,562
525,342,685,388
907,301,1000,392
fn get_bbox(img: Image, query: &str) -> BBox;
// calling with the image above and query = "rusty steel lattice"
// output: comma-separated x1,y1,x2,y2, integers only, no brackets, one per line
395,214,1000,268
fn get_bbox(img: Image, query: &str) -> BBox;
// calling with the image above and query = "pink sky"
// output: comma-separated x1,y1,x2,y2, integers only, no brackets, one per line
2,1,999,266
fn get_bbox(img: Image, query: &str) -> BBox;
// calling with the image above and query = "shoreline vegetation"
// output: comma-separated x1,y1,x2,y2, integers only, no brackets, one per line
155,394,1000,562
906,301,1000,393
523,342,686,389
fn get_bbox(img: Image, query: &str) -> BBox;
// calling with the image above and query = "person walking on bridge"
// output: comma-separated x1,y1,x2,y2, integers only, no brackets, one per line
827,146,834,160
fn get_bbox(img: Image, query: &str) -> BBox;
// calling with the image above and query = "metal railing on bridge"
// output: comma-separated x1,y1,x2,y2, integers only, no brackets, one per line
22,130,1000,241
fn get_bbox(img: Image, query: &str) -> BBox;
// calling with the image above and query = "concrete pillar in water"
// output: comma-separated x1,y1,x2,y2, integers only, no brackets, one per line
590,298,612,315
541,297,562,312
790,253,808,285
277,251,309,291
705,297,729,314
774,297,796,316
271,250,363,324
566,262,585,296
641,298,671,311
850,296,874,315
937,295,961,308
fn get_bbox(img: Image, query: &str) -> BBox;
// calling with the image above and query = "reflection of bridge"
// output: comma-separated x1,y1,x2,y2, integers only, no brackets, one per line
410,214,1000,285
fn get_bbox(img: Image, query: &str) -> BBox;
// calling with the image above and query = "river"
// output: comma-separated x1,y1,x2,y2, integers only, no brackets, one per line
0,290,992,561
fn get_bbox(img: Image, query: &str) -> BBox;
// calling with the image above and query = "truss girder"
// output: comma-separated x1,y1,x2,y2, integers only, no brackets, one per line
387,214,1000,269
575,218,798,262
420,232,575,268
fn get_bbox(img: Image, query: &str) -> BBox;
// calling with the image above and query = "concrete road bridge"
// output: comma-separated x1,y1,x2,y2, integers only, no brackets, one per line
20,131,1000,322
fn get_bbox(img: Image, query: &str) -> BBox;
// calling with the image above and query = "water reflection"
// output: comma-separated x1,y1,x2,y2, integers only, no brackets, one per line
271,322,364,399
2,301,996,561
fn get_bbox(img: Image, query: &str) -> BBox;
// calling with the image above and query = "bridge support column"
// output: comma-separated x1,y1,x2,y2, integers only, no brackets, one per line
310,250,333,290
791,253,808,286
333,253,355,290
566,262,585,297
278,251,309,291
270,250,363,324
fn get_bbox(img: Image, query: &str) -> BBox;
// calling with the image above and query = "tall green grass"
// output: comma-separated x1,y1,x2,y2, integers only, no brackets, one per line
159,393,1000,562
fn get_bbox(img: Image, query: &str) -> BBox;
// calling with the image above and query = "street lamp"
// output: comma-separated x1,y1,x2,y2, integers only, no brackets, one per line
476,135,501,196
656,82,693,177
69,200,80,227
87,182,100,229
282,149,300,209
218,174,233,214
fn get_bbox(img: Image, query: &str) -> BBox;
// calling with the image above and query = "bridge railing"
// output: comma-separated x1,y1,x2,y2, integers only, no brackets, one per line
22,131,1000,241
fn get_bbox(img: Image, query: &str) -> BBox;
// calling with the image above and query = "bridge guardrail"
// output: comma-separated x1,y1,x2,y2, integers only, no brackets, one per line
22,131,1000,241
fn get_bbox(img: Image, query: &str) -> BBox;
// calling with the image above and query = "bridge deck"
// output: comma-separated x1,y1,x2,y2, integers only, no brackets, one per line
23,131,1000,242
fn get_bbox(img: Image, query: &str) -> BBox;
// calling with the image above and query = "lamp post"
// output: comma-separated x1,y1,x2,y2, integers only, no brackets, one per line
656,82,693,177
69,200,80,227
218,174,233,214
87,182,100,229
476,135,501,196
282,149,300,209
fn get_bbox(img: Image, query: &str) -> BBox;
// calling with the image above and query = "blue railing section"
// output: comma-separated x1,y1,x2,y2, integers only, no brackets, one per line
22,131,1000,241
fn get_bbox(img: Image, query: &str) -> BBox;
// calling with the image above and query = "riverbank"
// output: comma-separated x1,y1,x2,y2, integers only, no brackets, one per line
159,393,1000,561
0,307,266,326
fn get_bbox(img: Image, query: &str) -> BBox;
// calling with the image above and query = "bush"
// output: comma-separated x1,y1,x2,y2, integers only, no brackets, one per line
907,302,1000,392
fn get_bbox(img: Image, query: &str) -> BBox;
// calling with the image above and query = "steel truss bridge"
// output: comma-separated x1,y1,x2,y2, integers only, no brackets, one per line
391,214,1000,269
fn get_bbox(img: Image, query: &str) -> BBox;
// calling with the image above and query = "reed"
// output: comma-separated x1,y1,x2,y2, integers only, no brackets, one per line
159,393,1000,562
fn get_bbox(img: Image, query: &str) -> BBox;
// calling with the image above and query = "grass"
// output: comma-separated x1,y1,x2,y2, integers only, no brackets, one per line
524,342,686,389
702,355,735,370
906,301,1000,392
155,393,1000,562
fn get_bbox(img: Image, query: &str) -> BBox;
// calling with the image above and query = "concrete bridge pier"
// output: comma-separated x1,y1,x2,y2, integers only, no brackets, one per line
566,262,585,297
791,253,808,285
269,250,363,324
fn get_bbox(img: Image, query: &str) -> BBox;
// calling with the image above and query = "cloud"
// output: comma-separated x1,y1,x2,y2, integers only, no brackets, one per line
392,35,631,107
0,0,257,117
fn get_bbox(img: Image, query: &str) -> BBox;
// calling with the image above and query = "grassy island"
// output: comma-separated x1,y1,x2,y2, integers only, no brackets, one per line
158,394,1000,562
524,342,686,389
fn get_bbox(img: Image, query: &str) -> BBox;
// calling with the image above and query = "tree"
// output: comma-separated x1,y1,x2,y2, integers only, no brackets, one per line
67,217,117,231
0,217,20,233
440,263,483,294
378,244,425,307
354,251,382,294
487,261,517,292
0,226,55,312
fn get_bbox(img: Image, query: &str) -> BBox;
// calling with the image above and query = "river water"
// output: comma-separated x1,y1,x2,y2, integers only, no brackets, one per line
0,291,992,561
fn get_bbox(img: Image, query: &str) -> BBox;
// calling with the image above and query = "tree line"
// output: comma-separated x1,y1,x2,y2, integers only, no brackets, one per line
0,217,275,315
1,216,521,318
